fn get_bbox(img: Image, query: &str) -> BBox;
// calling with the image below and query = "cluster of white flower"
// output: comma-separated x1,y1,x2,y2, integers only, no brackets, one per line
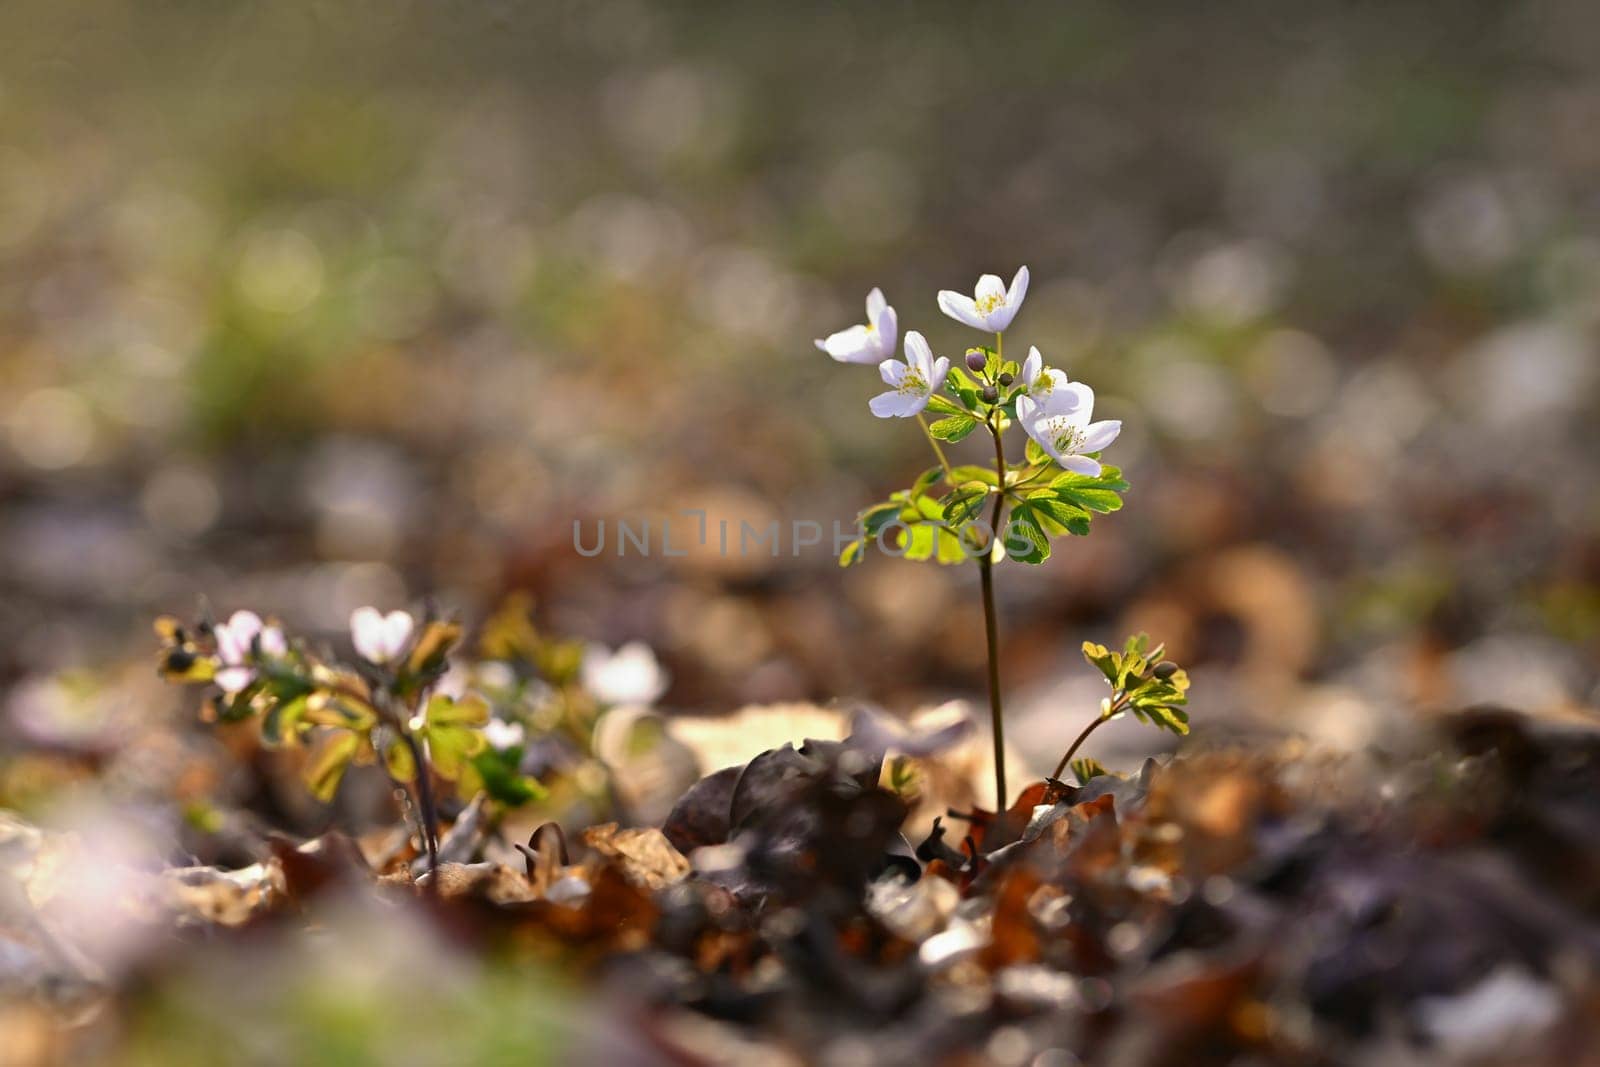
816,266,1121,476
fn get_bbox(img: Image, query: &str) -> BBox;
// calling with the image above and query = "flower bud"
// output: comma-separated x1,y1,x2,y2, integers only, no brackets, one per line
1152,661,1178,680
981,385,1000,404
965,349,987,373
997,372,1014,387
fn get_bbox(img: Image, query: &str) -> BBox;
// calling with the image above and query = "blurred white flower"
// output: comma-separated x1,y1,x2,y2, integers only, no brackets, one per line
482,717,526,751
1016,384,1120,476
937,266,1029,332
869,331,950,419
582,641,669,706
351,607,414,665
815,287,898,364
213,610,285,694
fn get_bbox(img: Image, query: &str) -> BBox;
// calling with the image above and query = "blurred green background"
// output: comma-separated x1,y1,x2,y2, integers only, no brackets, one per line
1,0,1596,770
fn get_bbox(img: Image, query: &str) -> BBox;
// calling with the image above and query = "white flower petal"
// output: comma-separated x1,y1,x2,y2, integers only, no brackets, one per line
582,642,668,706
379,611,415,661
1021,347,1042,387
1007,265,1030,311
1078,419,1122,454
215,666,256,694
1058,381,1095,420
1059,454,1102,476
483,718,526,751
974,274,1006,304
937,290,987,330
259,627,287,658
903,330,934,376
1015,394,1039,424
865,287,886,320
929,357,951,390
869,389,930,418
873,304,898,358
820,324,880,364
350,607,385,663
879,358,908,388
216,611,263,665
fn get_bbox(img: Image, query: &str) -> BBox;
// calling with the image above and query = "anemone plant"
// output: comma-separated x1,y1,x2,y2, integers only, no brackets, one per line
155,605,546,883
828,268,1187,807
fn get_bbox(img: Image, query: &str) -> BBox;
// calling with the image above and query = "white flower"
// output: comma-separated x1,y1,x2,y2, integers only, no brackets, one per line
213,610,286,694
350,607,414,665
1019,345,1079,404
483,717,526,751
581,641,668,706
869,331,951,418
937,266,1029,333
1016,383,1121,476
815,288,898,364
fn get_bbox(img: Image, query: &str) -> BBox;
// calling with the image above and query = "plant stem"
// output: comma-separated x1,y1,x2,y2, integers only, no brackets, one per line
979,386,1010,809
403,730,442,884
1050,695,1128,781
916,413,955,482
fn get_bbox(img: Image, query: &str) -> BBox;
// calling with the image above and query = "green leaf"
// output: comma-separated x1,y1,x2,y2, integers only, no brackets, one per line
422,723,487,780
1004,504,1051,564
1082,641,1119,684
902,522,939,562
385,737,417,783
261,695,309,747
305,730,360,803
1050,465,1128,513
929,414,980,442
925,393,968,418
425,693,492,728
405,620,462,678
839,538,866,567
469,748,548,806
1070,757,1110,783
1024,438,1051,467
940,484,989,526
909,466,944,500
303,693,377,732
1021,492,1092,536
859,501,902,538
948,465,999,486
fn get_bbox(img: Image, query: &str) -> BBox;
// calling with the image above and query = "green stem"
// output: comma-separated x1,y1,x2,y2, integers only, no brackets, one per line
978,379,1010,809
1050,694,1128,781
916,413,955,482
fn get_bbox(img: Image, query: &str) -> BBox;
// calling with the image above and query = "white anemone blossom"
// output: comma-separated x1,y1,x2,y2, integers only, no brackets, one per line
214,610,286,694
937,266,1029,333
1016,382,1121,477
1019,345,1077,401
869,331,951,418
815,287,898,364
350,607,415,665
582,641,669,707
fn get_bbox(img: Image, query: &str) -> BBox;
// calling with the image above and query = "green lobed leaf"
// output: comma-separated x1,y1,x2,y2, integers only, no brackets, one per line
1004,504,1052,564
305,729,361,803
929,414,980,442
1082,641,1120,684
1021,491,1092,536
909,466,944,500
1070,757,1110,783
470,748,548,806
